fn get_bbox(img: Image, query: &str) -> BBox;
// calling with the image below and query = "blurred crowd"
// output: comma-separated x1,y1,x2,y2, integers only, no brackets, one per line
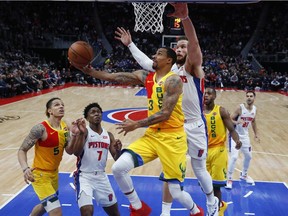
0,1,287,98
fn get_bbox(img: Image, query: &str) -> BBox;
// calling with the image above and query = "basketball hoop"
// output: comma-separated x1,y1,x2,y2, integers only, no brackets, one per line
132,2,168,34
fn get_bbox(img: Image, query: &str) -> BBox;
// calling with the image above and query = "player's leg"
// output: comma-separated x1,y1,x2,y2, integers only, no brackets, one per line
240,144,254,184
78,191,94,216
227,138,240,189
32,170,62,216
112,133,156,214
161,182,173,216
186,122,218,215
159,130,204,216
208,146,228,216
75,172,95,216
93,173,120,216
103,203,120,216
241,146,252,176
30,203,46,216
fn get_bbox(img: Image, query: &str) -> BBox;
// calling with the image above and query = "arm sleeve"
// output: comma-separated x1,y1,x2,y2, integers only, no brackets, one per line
128,42,155,72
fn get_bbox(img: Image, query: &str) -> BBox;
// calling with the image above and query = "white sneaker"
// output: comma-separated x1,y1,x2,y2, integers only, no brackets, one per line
225,180,233,189
240,175,255,184
207,196,219,216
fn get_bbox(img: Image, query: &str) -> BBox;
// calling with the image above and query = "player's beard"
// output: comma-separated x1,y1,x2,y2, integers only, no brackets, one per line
176,56,186,66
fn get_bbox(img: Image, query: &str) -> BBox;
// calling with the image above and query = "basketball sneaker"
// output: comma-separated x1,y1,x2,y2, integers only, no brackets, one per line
240,173,255,185
207,196,219,216
190,206,204,216
218,201,228,216
130,201,151,216
225,180,233,189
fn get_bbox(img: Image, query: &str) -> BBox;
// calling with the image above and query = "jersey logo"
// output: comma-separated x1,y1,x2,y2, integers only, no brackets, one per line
198,149,204,157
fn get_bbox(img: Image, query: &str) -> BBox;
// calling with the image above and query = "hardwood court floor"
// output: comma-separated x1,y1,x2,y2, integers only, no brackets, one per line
0,85,287,207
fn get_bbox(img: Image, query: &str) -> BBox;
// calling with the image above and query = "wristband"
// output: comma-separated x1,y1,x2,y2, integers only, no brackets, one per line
23,167,30,173
181,16,189,21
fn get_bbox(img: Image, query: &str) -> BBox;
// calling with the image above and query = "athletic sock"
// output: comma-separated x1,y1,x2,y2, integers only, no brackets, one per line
161,201,172,216
126,189,142,209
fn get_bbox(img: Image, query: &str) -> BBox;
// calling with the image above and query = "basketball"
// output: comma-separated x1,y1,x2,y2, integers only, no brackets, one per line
68,41,94,67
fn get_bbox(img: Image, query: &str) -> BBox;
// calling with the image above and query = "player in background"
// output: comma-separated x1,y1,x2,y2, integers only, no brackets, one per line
114,3,218,216
226,91,260,189
204,87,242,216
17,97,82,216
72,102,121,216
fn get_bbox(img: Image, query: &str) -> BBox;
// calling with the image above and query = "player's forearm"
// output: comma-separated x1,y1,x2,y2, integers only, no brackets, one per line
18,149,29,171
66,132,86,155
230,130,240,144
181,17,198,47
128,42,154,71
252,122,258,137
137,110,170,128
85,68,116,82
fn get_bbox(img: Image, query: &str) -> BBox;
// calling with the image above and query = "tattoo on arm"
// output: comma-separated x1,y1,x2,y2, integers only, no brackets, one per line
137,110,164,127
137,75,182,127
113,70,147,85
162,75,182,113
19,124,45,151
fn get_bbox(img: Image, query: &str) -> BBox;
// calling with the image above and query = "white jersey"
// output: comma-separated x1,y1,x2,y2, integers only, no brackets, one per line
235,104,257,139
175,65,205,122
76,126,110,172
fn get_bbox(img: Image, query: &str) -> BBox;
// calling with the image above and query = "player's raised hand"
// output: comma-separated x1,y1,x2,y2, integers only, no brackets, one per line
115,27,132,47
168,3,188,19
71,118,86,136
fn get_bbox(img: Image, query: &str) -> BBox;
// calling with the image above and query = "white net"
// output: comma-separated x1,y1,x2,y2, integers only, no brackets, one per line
132,2,168,34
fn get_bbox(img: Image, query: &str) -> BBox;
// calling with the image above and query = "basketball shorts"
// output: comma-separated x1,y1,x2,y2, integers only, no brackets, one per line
184,119,208,160
206,145,227,187
126,127,187,183
75,171,117,208
32,169,61,212
229,137,252,157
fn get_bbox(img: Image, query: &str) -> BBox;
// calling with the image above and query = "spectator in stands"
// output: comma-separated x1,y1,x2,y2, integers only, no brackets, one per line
0,74,12,97
270,77,281,91
230,72,239,88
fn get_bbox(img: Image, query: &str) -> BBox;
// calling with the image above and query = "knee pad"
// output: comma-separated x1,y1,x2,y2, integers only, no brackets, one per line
41,194,61,213
112,152,134,177
168,183,182,200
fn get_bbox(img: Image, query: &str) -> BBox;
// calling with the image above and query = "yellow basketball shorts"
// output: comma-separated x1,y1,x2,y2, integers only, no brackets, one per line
206,145,227,187
126,127,187,183
32,169,59,201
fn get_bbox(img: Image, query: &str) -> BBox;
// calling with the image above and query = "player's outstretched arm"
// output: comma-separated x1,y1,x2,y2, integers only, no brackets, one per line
69,61,147,85
169,3,204,78
115,27,154,71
